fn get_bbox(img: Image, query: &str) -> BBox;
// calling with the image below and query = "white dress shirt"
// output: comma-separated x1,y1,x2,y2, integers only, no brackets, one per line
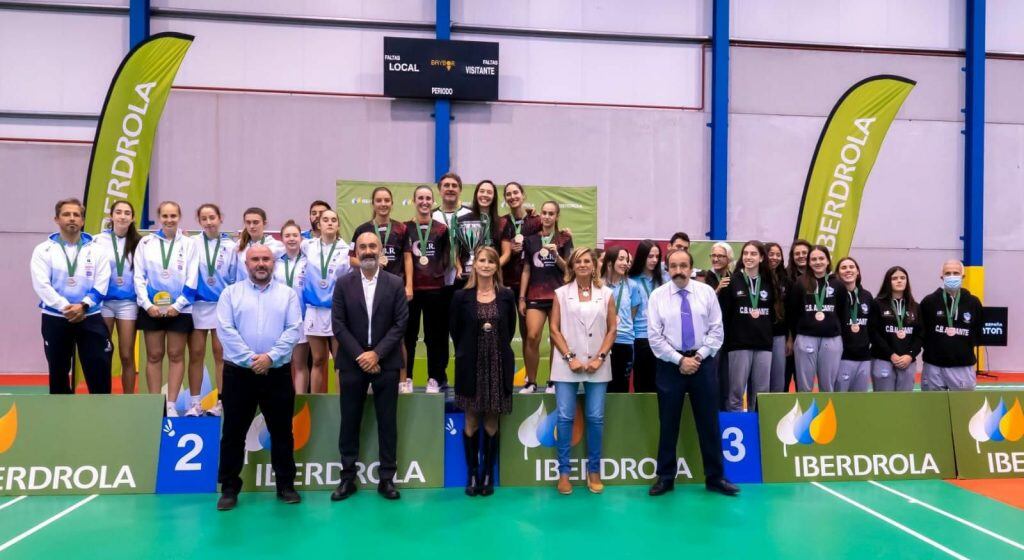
647,279,724,365
360,267,380,345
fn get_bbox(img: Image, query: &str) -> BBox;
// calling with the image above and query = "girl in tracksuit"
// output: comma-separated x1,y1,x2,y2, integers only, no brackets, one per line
785,245,844,393
187,203,237,416
719,241,778,411
869,266,923,391
276,220,311,393
302,209,351,394
134,201,199,416
835,256,872,392
94,200,142,394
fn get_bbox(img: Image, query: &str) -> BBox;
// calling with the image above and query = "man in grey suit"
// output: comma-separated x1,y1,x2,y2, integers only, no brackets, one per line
330,232,409,501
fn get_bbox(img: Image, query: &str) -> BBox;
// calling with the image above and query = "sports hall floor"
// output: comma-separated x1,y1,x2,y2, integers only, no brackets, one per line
2,377,1024,558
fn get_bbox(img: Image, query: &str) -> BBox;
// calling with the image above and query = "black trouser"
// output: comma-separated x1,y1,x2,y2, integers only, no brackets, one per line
608,342,634,393
784,355,796,393
339,366,399,483
218,363,296,494
41,314,112,394
405,289,449,385
655,357,724,483
632,338,656,393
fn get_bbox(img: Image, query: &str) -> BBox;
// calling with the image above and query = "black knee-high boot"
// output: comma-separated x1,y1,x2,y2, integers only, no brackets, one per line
479,431,498,496
463,431,480,497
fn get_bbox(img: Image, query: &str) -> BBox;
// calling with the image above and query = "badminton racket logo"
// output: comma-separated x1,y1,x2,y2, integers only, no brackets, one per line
968,397,1024,453
776,398,837,457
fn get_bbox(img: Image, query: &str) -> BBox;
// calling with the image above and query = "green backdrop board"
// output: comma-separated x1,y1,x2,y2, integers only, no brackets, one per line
498,393,704,487
758,393,955,483
239,393,444,491
949,390,1024,479
0,395,163,495
337,181,599,386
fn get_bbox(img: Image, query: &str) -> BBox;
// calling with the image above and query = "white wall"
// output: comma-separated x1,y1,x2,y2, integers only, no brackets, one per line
3,1,1024,372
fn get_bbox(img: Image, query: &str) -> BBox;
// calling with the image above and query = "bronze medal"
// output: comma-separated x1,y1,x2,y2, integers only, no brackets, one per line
814,311,825,321
115,277,124,286
419,255,429,266
539,248,550,258
206,277,216,286
850,324,860,333
750,309,760,319
319,280,328,289
514,234,524,244
896,329,906,339
946,326,957,337
67,277,77,287
160,270,171,279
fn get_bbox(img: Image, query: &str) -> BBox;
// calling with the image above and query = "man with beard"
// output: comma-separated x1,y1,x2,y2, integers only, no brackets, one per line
646,248,739,497
331,232,409,501
215,244,303,510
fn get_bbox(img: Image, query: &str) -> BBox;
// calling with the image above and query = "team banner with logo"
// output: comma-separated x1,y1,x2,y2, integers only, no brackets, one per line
499,394,704,486
758,393,954,483
83,32,194,233
240,394,444,490
337,181,597,249
0,396,163,495
794,75,915,262
949,391,1024,479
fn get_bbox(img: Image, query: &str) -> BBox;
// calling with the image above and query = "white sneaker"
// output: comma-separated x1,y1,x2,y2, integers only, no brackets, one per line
184,402,204,417
426,379,440,394
206,401,223,417
166,401,179,417
544,383,556,394
399,379,413,394
519,382,537,394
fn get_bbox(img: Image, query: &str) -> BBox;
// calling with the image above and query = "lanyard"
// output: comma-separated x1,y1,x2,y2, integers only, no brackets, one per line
942,290,960,327
109,234,126,276
743,271,761,309
375,220,392,247
416,222,431,260
615,279,627,309
813,274,829,311
512,214,524,236
203,234,221,278
892,298,906,329
319,240,338,280
159,233,176,271
639,276,652,297
847,289,860,322
60,238,83,277
541,230,554,247
283,254,299,287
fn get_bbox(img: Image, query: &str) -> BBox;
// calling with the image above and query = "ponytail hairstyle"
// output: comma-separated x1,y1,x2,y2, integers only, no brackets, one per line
237,207,268,252
109,200,142,264
369,186,394,221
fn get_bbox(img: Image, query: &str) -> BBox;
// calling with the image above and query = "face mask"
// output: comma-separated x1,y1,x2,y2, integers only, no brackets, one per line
943,275,962,290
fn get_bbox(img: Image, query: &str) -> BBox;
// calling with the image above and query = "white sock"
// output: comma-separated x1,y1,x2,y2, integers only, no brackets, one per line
190,395,201,407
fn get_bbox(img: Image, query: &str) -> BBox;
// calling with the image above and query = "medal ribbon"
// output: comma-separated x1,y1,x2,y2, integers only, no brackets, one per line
319,240,337,280
203,234,221,278
159,233,176,272
942,290,960,328
60,238,84,277
416,222,430,262
848,289,860,323
892,298,906,330
813,274,829,312
284,254,299,287
110,233,126,277
744,271,761,310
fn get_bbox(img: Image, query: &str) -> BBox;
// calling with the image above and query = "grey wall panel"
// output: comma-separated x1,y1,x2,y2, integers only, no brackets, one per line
449,101,710,241
151,90,435,233
730,47,964,123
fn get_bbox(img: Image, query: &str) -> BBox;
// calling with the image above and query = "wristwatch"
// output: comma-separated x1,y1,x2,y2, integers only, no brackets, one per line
563,352,576,362
597,352,607,361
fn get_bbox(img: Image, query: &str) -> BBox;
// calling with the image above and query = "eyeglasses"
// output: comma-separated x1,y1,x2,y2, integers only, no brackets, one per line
711,254,728,260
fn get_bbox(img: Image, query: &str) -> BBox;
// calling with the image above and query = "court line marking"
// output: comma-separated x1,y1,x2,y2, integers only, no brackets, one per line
0,496,27,511
811,482,967,560
870,480,1024,551
0,494,97,554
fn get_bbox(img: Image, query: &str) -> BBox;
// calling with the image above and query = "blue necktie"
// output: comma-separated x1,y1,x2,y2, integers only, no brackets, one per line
679,288,695,350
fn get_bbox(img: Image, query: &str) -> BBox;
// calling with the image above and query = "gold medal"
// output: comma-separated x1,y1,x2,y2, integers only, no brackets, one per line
814,311,825,321
896,329,906,339
750,309,760,319
850,324,860,333
946,326,956,337
419,255,429,266
539,248,550,258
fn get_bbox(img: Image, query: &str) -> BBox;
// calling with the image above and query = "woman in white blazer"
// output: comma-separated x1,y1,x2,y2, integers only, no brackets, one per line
549,247,617,496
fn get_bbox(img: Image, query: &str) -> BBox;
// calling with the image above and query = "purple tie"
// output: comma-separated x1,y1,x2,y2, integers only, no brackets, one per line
679,288,696,350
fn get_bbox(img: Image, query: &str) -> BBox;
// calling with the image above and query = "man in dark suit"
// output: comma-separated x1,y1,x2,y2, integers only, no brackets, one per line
330,231,409,501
